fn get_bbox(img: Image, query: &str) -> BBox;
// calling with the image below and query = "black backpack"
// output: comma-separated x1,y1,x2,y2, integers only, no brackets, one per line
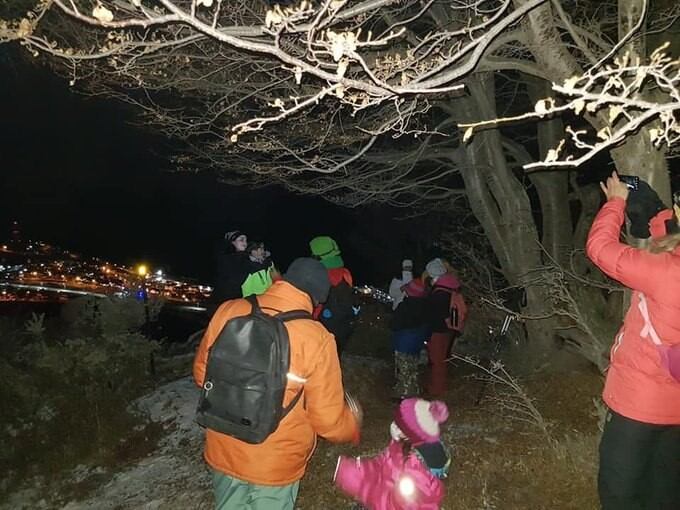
196,295,312,444
319,280,356,340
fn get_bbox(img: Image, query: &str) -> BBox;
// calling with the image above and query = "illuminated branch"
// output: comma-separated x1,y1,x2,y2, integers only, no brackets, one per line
461,44,680,169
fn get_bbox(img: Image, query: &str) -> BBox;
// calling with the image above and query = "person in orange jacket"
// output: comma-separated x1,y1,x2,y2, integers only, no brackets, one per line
586,172,680,510
194,257,362,510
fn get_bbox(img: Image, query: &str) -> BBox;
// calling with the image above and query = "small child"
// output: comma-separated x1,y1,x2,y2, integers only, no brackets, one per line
389,278,430,400
334,398,451,510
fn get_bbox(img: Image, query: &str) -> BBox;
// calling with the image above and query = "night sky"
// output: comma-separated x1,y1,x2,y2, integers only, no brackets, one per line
0,46,420,285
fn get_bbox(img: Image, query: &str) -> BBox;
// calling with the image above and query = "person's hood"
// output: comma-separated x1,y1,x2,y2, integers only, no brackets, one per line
433,273,461,291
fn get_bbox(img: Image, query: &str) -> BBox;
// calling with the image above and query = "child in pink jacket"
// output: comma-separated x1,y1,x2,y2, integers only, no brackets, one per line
334,398,451,510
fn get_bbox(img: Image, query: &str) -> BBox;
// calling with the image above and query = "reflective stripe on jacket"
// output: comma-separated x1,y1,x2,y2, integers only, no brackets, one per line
193,280,359,485
586,197,680,424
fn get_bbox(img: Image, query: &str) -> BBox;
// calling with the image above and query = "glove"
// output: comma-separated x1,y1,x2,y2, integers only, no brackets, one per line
626,180,666,238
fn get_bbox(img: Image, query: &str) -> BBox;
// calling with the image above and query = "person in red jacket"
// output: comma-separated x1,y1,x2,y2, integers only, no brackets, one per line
586,172,680,510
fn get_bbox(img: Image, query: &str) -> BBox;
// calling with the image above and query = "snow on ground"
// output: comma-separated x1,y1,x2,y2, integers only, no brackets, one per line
2,354,388,510
2,377,213,510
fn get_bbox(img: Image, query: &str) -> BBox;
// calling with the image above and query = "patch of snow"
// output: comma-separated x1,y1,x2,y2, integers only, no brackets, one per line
62,377,210,509
1,377,213,510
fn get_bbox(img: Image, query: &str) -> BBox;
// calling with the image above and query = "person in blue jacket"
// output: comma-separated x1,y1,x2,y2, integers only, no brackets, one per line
389,278,430,401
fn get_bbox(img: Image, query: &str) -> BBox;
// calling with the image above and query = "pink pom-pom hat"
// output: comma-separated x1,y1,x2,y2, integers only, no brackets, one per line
393,398,449,445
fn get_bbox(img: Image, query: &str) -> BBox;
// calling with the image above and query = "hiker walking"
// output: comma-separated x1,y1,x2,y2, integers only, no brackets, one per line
310,235,357,357
194,257,362,510
390,278,430,401
587,172,680,510
424,258,467,397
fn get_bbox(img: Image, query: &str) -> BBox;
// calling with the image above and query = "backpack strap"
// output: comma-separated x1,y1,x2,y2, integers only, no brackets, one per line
247,294,313,322
246,294,262,313
281,386,304,420
277,309,312,418
277,309,314,322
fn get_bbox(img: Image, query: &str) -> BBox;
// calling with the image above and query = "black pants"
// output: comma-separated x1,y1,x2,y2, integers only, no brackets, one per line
599,410,680,510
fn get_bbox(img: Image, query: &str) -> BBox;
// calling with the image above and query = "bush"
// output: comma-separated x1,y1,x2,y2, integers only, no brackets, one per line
61,295,162,336
0,298,161,497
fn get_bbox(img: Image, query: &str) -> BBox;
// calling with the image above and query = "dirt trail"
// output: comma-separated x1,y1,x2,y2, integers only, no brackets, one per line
2,352,602,510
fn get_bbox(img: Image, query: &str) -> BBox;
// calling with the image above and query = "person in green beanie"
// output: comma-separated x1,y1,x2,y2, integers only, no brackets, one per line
310,236,345,269
310,236,357,357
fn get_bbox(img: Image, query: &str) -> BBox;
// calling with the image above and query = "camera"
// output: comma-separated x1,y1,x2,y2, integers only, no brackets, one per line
619,174,640,191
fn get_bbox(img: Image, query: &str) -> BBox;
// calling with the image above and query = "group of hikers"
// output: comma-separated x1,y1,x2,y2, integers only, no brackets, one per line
192,171,680,510
387,258,467,401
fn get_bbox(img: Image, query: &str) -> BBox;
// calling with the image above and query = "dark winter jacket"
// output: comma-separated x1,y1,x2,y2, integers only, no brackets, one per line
318,267,356,341
211,247,250,307
428,289,452,333
390,296,429,331
390,296,431,355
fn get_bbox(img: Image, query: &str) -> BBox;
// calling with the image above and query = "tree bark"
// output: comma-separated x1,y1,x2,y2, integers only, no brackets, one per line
455,73,558,366
526,78,572,266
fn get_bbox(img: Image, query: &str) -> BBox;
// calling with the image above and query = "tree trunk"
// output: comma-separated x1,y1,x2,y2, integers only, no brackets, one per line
526,78,572,266
455,74,558,366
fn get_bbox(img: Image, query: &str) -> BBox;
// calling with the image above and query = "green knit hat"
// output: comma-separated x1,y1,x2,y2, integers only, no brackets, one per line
309,236,344,269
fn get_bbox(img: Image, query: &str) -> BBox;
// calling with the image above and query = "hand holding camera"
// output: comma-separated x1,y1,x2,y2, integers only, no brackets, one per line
600,171,631,201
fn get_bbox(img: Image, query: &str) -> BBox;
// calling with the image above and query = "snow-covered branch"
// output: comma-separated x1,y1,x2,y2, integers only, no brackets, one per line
5,0,560,139
461,43,680,169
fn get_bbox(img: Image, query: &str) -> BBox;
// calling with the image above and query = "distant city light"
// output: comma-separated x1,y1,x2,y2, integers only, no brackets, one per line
1,239,211,307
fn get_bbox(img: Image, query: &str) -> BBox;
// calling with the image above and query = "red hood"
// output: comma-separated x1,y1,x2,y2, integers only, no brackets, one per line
433,273,461,291
649,209,675,239
328,267,353,287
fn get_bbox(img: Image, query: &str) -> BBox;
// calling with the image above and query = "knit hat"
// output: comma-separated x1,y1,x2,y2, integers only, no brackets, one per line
284,257,331,304
402,278,427,298
425,258,447,280
310,236,344,269
626,180,666,238
394,398,449,445
225,230,246,243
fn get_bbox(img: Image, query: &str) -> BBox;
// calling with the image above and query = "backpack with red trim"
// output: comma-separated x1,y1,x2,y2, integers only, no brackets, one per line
432,274,468,332
445,289,468,332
